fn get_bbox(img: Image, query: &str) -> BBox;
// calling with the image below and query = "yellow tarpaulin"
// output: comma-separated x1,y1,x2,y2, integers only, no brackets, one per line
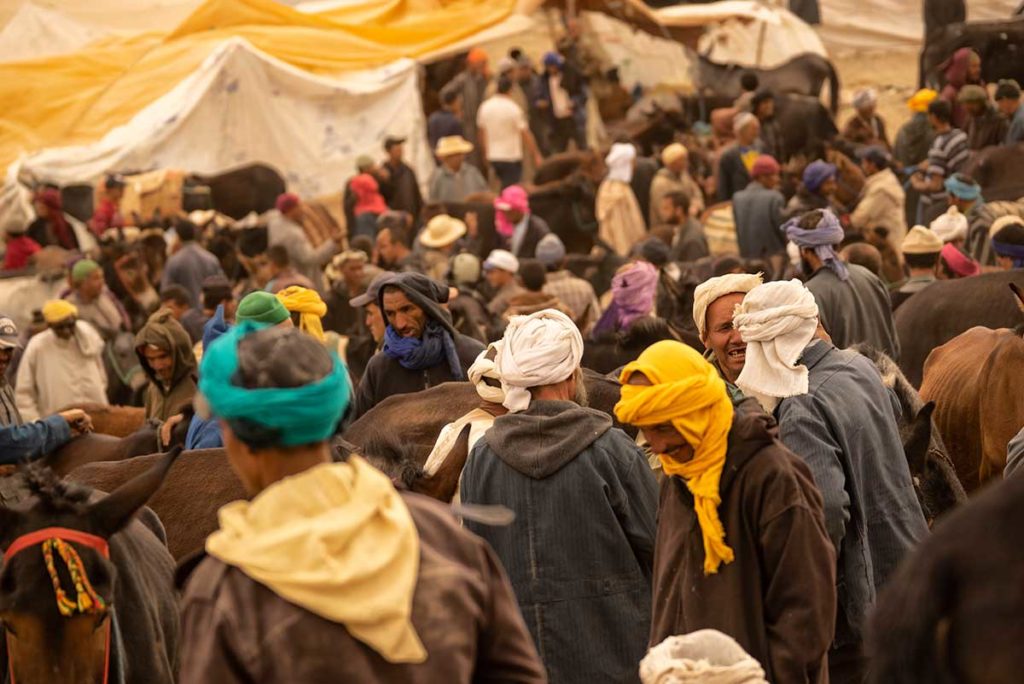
0,0,515,171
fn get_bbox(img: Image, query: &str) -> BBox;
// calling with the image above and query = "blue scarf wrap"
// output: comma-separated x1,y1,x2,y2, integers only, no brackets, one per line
383,318,464,379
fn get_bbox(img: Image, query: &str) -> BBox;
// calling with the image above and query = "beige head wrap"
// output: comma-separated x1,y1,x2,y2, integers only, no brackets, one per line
496,309,583,412
467,342,505,404
732,280,819,412
692,273,763,342
929,205,968,243
640,630,768,684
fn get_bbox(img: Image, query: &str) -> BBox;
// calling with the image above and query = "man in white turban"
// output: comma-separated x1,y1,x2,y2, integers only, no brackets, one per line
597,143,647,256
459,308,658,683
692,273,763,401
842,87,890,149
929,204,969,247
733,279,928,684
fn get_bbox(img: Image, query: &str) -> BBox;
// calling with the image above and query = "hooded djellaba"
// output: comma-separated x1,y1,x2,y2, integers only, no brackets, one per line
134,307,198,421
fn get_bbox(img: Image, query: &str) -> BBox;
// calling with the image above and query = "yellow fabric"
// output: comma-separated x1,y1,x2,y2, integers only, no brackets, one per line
275,285,327,342
42,299,78,324
907,88,938,113
0,0,517,171
206,456,426,663
615,340,736,575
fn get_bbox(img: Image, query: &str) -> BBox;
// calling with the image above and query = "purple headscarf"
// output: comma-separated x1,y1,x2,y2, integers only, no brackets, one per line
785,209,849,281
592,261,659,336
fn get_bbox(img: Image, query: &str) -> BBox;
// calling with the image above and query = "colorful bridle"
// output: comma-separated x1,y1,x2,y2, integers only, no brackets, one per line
3,527,112,684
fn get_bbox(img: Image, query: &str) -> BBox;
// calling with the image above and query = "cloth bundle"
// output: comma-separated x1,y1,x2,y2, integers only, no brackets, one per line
640,630,768,684
929,205,968,244
497,309,583,413
733,281,819,413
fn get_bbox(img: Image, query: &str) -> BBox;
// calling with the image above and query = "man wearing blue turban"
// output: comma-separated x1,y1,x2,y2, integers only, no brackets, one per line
178,322,543,682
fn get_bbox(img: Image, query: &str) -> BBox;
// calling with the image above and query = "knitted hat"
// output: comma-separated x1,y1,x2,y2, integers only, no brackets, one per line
902,225,943,255
236,291,290,325
71,258,101,286
750,155,780,178
535,233,567,266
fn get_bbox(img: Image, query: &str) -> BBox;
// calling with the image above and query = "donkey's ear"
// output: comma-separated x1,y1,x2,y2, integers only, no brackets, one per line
88,447,183,538
904,402,936,476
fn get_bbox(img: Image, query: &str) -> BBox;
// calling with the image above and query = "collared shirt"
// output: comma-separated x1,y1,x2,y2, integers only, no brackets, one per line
428,164,488,204
542,270,600,330
897,274,936,294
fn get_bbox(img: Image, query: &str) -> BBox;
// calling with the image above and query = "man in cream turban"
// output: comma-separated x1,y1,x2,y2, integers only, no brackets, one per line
614,339,835,683
733,279,928,684
691,272,763,401
460,308,658,683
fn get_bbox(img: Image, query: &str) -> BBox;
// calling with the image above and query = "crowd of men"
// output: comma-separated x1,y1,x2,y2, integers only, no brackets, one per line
2,36,1024,684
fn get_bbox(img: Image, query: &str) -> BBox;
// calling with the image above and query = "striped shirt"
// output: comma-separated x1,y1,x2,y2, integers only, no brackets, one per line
922,128,970,207
543,270,600,331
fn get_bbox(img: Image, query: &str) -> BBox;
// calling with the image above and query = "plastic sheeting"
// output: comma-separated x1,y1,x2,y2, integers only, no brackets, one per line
5,40,433,219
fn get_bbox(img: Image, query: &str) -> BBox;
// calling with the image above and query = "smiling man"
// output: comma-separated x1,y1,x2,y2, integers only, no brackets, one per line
691,273,763,403
350,272,484,419
614,340,836,684
134,308,197,421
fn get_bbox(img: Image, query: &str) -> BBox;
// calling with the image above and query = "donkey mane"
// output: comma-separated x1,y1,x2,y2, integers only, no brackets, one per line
21,463,91,513
357,431,425,490
850,343,923,414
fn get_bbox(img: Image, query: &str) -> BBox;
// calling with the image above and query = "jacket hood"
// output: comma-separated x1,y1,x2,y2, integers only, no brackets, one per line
134,307,197,388
486,399,612,479
718,409,777,493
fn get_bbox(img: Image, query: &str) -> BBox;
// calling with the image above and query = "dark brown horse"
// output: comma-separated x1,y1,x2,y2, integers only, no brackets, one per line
0,450,181,683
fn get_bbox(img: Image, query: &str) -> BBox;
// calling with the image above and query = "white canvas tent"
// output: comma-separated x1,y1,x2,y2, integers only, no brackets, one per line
3,38,432,228
0,2,109,62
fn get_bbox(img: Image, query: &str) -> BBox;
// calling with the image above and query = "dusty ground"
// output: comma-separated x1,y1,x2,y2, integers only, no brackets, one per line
833,47,922,139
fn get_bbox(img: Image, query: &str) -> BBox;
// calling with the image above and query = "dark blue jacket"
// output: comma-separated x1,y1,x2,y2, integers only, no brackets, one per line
461,400,658,684
0,415,72,465
777,341,928,645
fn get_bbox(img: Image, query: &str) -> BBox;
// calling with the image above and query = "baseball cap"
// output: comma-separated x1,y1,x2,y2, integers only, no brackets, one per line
0,315,19,349
384,135,406,149
483,249,519,274
349,272,395,307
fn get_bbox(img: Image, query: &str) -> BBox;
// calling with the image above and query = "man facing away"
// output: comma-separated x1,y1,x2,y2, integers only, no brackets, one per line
732,155,786,266
178,323,545,682
161,218,226,308
891,226,943,311
134,308,197,421
786,209,900,358
15,300,108,422
733,279,928,684
460,309,658,684
615,340,835,684
267,192,338,294
350,272,484,419
476,76,543,189
535,233,600,333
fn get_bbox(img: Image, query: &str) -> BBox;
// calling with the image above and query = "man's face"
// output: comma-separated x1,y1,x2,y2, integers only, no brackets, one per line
927,113,942,131
756,99,775,119
667,156,687,175
627,372,695,462
388,144,403,163
502,208,525,224
285,205,303,222
442,153,465,171
376,230,397,266
964,101,984,117
860,159,877,177
820,177,838,196
50,317,76,341
997,97,1020,117
341,260,365,288
485,268,512,289
760,172,781,190
108,187,124,202
0,347,13,377
365,303,386,343
705,292,747,384
222,297,238,322
968,57,982,82
78,269,105,301
659,196,683,225
739,120,760,145
142,345,175,384
382,289,426,339
161,299,189,320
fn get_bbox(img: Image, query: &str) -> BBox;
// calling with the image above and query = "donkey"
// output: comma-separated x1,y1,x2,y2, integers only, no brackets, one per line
0,448,182,683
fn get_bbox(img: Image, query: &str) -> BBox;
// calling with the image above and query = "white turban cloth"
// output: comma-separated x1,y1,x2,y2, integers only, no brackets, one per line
853,88,877,110
732,112,757,136
640,630,768,684
732,280,819,413
467,342,505,404
929,205,968,243
496,309,583,412
605,142,637,183
692,273,764,342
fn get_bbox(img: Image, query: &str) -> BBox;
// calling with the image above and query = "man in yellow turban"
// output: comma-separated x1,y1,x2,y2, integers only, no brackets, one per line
615,339,836,684
275,285,327,342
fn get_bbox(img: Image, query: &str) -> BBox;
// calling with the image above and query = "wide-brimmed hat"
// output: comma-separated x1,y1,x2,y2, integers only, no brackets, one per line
419,214,467,248
435,135,474,157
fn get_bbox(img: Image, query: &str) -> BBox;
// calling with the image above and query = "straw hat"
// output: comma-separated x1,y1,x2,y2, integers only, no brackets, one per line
419,214,467,248
902,225,943,255
435,135,474,158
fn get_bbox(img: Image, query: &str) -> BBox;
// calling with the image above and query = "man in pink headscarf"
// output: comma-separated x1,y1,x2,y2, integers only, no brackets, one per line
493,185,551,258
591,260,659,338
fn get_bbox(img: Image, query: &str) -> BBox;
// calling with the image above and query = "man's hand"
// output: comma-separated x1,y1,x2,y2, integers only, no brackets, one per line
59,409,93,437
161,413,186,447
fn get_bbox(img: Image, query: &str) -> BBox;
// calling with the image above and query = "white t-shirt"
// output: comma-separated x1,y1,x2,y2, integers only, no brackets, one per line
476,94,526,162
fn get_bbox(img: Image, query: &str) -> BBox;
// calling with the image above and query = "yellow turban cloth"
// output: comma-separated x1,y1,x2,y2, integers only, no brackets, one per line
615,340,736,575
276,286,327,342
42,299,78,324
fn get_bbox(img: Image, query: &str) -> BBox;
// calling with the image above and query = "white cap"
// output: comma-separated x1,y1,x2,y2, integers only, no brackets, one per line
483,249,519,274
